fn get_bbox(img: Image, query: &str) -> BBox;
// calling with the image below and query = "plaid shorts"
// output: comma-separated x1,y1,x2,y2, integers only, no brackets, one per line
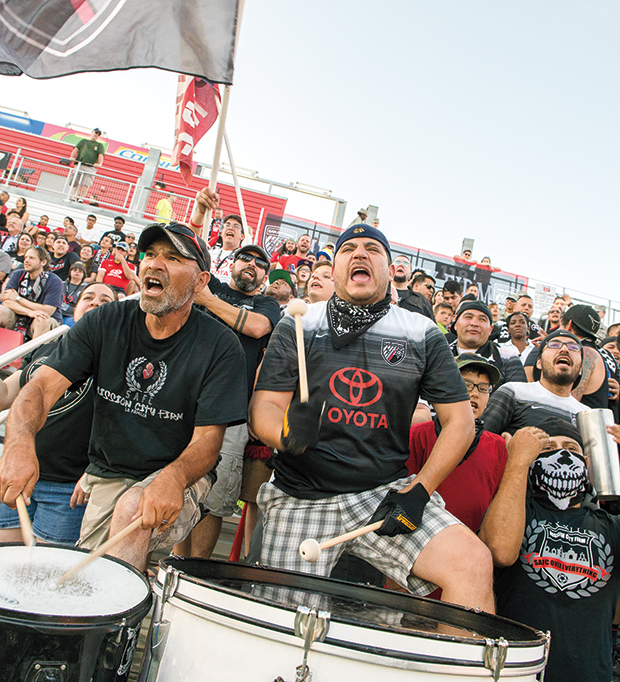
257,475,461,596
78,469,213,553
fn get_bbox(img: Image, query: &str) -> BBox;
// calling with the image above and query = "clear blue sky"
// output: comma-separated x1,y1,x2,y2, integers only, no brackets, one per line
2,1,618,303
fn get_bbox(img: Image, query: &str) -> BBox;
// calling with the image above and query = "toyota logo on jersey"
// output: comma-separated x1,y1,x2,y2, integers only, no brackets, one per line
329,367,383,407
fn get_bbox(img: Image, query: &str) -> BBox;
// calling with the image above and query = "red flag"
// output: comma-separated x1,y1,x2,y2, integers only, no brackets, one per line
172,75,221,186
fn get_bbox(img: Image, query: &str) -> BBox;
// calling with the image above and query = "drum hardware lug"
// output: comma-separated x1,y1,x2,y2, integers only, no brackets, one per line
115,617,127,643
537,631,551,681
25,661,67,682
143,566,180,682
484,637,508,681
294,605,330,643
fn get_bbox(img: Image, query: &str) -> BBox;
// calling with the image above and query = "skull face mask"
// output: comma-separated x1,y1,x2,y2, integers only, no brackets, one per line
528,448,593,511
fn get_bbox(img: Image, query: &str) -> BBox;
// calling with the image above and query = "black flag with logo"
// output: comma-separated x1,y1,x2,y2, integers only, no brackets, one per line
0,0,239,84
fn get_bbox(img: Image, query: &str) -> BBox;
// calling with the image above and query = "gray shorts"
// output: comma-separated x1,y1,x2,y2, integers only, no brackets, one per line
257,475,461,596
203,423,248,517
78,469,213,553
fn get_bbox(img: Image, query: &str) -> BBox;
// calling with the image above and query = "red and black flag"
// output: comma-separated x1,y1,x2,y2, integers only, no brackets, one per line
0,0,239,84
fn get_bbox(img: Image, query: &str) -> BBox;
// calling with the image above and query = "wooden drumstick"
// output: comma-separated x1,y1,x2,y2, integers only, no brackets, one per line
299,520,384,562
15,494,35,547
287,299,309,403
54,516,143,588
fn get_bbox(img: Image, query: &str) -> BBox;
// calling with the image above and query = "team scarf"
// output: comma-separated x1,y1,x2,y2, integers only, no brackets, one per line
327,292,392,349
14,270,50,330
528,448,594,510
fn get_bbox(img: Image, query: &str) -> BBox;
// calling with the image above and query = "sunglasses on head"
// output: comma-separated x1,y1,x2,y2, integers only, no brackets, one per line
163,223,206,258
236,252,269,270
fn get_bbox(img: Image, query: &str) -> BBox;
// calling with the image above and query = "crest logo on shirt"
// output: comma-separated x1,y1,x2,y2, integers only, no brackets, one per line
329,367,382,407
381,338,406,366
125,357,167,405
521,519,613,599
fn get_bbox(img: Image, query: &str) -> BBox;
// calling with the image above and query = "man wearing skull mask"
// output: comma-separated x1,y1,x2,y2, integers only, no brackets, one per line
479,418,620,682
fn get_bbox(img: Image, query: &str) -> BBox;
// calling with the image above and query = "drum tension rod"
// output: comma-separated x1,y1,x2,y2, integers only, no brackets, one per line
273,606,331,682
484,637,509,682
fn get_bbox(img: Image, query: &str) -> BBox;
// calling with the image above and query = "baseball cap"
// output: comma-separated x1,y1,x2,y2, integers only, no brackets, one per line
296,258,313,270
505,295,517,303
234,244,270,267
316,250,332,262
335,224,391,260
93,128,102,135
268,269,297,295
138,222,210,272
563,304,601,338
456,353,502,386
115,241,129,251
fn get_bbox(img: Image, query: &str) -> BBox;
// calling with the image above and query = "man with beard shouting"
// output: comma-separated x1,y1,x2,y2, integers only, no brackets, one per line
179,242,281,558
249,224,495,611
0,223,247,571
482,330,589,435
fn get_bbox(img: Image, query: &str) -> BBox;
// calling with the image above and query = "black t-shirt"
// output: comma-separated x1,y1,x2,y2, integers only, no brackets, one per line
101,230,127,245
496,499,620,682
49,251,80,281
208,276,282,397
44,300,248,479
255,302,470,498
20,342,93,483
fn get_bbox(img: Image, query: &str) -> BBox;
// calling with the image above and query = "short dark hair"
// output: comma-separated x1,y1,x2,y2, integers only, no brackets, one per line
77,281,119,304
114,215,126,224
518,294,533,302
434,302,453,313
443,279,462,295
412,273,435,286
223,214,243,225
39,214,48,220
64,216,75,225
87,214,97,220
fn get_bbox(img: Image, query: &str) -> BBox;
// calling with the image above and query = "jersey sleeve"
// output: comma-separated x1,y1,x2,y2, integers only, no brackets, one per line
254,316,298,392
481,385,516,434
418,326,470,404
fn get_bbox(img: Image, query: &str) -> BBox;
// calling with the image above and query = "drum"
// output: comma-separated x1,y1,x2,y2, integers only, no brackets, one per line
0,543,152,682
140,558,549,682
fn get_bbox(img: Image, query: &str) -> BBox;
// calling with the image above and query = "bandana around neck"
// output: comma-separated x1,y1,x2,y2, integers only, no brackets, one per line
528,448,594,511
327,292,392,349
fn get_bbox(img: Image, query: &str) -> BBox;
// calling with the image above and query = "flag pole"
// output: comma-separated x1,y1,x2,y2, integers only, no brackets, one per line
202,0,246,240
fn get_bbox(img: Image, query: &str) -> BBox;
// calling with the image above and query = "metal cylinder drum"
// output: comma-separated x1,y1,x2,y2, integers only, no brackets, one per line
576,408,620,499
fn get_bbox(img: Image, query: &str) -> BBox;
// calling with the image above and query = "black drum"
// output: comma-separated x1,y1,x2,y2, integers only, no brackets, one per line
0,544,152,682
141,557,549,681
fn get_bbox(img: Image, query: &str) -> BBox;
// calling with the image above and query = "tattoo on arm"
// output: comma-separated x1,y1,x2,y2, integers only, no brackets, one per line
572,348,596,400
237,310,249,334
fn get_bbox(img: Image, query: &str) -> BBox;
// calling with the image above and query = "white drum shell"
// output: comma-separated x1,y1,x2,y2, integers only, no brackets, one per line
146,565,547,681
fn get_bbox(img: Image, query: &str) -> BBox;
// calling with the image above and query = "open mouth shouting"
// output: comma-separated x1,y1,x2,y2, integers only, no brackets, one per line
142,273,165,297
554,353,572,369
350,264,372,283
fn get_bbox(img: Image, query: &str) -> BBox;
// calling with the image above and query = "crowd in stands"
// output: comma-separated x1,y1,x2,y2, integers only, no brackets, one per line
0,186,619,682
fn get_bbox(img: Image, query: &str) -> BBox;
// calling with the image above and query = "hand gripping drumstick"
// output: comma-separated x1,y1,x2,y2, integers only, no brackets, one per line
287,299,309,403
16,494,35,547
54,516,143,588
299,521,384,562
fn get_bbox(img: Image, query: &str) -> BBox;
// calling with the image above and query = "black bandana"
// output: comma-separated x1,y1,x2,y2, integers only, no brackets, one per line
327,293,392,349
434,416,484,464
529,448,594,510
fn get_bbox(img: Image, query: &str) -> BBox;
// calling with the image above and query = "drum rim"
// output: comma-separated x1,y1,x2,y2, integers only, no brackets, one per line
159,557,546,647
0,542,152,626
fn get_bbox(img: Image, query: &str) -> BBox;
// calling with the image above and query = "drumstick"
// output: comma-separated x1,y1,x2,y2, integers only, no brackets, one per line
15,494,35,547
299,520,384,562
55,516,143,588
287,299,309,403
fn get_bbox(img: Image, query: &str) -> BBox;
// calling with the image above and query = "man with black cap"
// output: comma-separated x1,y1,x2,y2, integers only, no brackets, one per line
479,417,620,682
69,128,105,200
448,300,527,384
250,223,495,612
408,354,507,533
560,304,619,411
0,222,247,571
482,330,589,435
181,242,281,559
